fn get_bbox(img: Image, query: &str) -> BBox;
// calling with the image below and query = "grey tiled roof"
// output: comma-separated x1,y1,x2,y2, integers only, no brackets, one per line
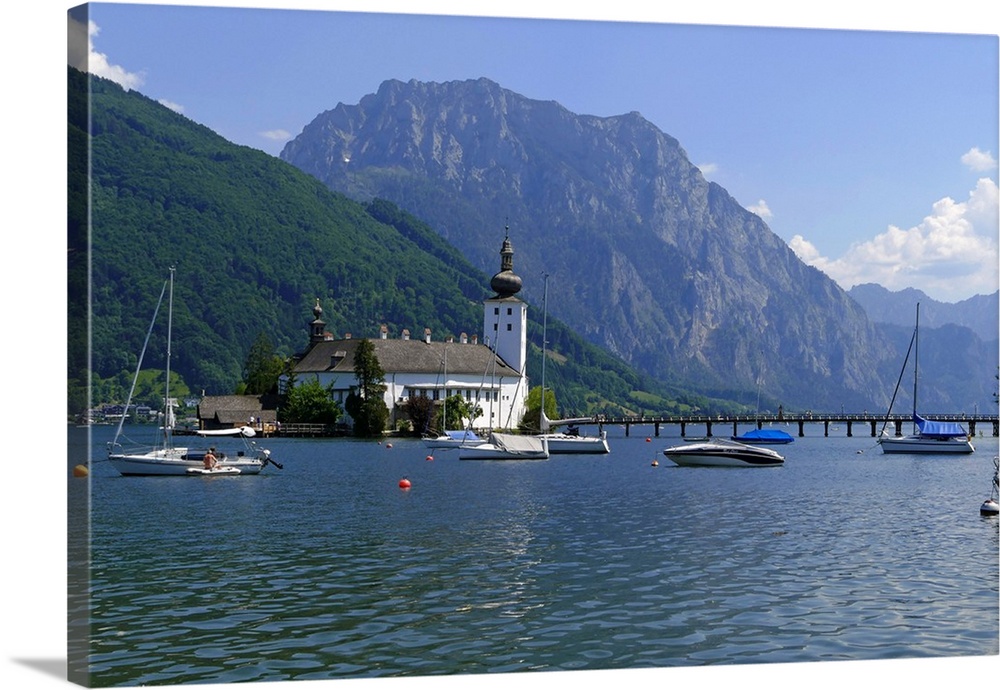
293,338,520,378
197,395,278,424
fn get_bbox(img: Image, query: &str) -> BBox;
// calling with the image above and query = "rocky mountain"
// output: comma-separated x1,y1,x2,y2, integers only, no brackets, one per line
281,78,920,411
69,67,706,418
849,283,999,342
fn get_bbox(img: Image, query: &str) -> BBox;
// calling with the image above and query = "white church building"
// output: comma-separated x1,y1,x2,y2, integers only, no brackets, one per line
289,231,530,432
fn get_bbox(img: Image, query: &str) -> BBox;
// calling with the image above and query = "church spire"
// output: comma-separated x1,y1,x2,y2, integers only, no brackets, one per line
489,222,523,298
309,298,327,344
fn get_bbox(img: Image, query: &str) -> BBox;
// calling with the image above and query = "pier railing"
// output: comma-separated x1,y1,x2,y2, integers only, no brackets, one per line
578,412,1000,438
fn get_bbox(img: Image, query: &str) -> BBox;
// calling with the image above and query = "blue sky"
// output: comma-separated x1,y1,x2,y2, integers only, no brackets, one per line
65,1,999,302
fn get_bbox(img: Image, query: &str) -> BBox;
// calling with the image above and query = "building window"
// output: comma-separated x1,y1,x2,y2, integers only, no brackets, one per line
494,307,500,315
507,307,512,315
506,324,512,331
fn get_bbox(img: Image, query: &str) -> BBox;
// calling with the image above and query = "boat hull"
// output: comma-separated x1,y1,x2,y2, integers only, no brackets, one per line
109,452,266,476
423,432,485,450
538,432,610,454
663,441,784,467
459,433,549,460
458,445,549,460
879,436,975,454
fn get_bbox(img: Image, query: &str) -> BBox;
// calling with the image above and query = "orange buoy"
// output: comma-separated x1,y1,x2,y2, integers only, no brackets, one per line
399,477,411,489
651,460,659,467
72,464,89,477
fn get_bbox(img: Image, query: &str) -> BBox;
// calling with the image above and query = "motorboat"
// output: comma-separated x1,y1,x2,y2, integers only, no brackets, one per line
459,432,549,460
731,428,794,444
663,439,785,467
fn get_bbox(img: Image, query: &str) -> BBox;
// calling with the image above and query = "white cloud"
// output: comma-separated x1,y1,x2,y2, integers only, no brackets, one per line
68,18,145,91
158,99,185,114
961,147,998,172
790,178,999,302
697,162,718,177
747,199,772,220
260,129,292,142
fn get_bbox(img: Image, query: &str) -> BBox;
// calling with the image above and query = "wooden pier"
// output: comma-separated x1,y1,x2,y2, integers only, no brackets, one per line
587,413,1000,438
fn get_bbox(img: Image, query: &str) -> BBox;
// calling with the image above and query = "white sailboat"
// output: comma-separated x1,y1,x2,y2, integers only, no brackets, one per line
878,303,974,454
107,269,279,476
459,431,549,460
422,346,485,449
533,274,610,455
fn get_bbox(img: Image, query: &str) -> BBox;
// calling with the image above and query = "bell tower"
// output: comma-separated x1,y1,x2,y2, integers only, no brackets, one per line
483,225,527,377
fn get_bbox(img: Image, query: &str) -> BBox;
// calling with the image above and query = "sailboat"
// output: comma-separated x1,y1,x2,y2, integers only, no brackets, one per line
533,274,610,455
107,269,280,476
732,361,793,445
422,346,485,449
878,303,974,454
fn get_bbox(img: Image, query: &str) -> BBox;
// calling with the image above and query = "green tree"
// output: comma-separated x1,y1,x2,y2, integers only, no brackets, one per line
438,393,475,432
403,395,436,436
283,378,341,425
520,385,558,431
346,339,389,437
242,332,285,395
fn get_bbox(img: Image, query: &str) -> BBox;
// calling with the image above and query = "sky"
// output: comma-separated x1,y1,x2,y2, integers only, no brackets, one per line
64,0,1000,303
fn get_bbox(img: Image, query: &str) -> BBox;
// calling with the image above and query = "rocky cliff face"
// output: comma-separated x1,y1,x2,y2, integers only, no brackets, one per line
281,78,912,410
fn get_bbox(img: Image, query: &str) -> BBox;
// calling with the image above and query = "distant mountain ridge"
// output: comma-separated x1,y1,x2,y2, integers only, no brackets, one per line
282,77,915,410
848,283,999,341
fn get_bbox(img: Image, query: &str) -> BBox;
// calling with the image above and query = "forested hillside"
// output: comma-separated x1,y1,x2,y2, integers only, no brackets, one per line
70,67,729,418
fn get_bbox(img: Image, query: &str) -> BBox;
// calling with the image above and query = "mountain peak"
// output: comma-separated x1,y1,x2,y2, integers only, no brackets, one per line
280,78,995,410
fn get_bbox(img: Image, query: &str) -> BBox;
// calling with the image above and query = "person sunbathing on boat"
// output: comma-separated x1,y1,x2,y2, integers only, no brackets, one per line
203,448,218,470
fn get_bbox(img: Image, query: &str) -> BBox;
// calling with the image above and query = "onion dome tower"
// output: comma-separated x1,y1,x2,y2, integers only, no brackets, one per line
490,230,523,298
308,298,327,345
483,224,528,383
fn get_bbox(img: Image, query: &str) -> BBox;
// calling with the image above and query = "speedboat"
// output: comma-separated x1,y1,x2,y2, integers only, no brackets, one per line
663,439,784,467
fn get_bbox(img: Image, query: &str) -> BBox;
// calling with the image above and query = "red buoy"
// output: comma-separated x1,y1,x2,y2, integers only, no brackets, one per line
425,455,434,461
386,443,393,449
399,477,411,489
646,437,651,443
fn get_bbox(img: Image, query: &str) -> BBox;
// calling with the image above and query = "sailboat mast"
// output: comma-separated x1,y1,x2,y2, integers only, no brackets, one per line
163,267,175,447
541,274,548,398
912,303,920,431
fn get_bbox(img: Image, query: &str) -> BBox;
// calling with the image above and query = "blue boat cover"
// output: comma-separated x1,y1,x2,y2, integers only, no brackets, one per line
733,428,795,443
914,414,967,438
444,430,483,442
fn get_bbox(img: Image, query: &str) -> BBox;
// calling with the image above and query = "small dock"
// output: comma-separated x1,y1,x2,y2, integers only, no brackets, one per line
589,413,1000,438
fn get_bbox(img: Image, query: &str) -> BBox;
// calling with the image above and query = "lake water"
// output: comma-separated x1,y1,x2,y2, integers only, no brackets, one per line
71,424,999,686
